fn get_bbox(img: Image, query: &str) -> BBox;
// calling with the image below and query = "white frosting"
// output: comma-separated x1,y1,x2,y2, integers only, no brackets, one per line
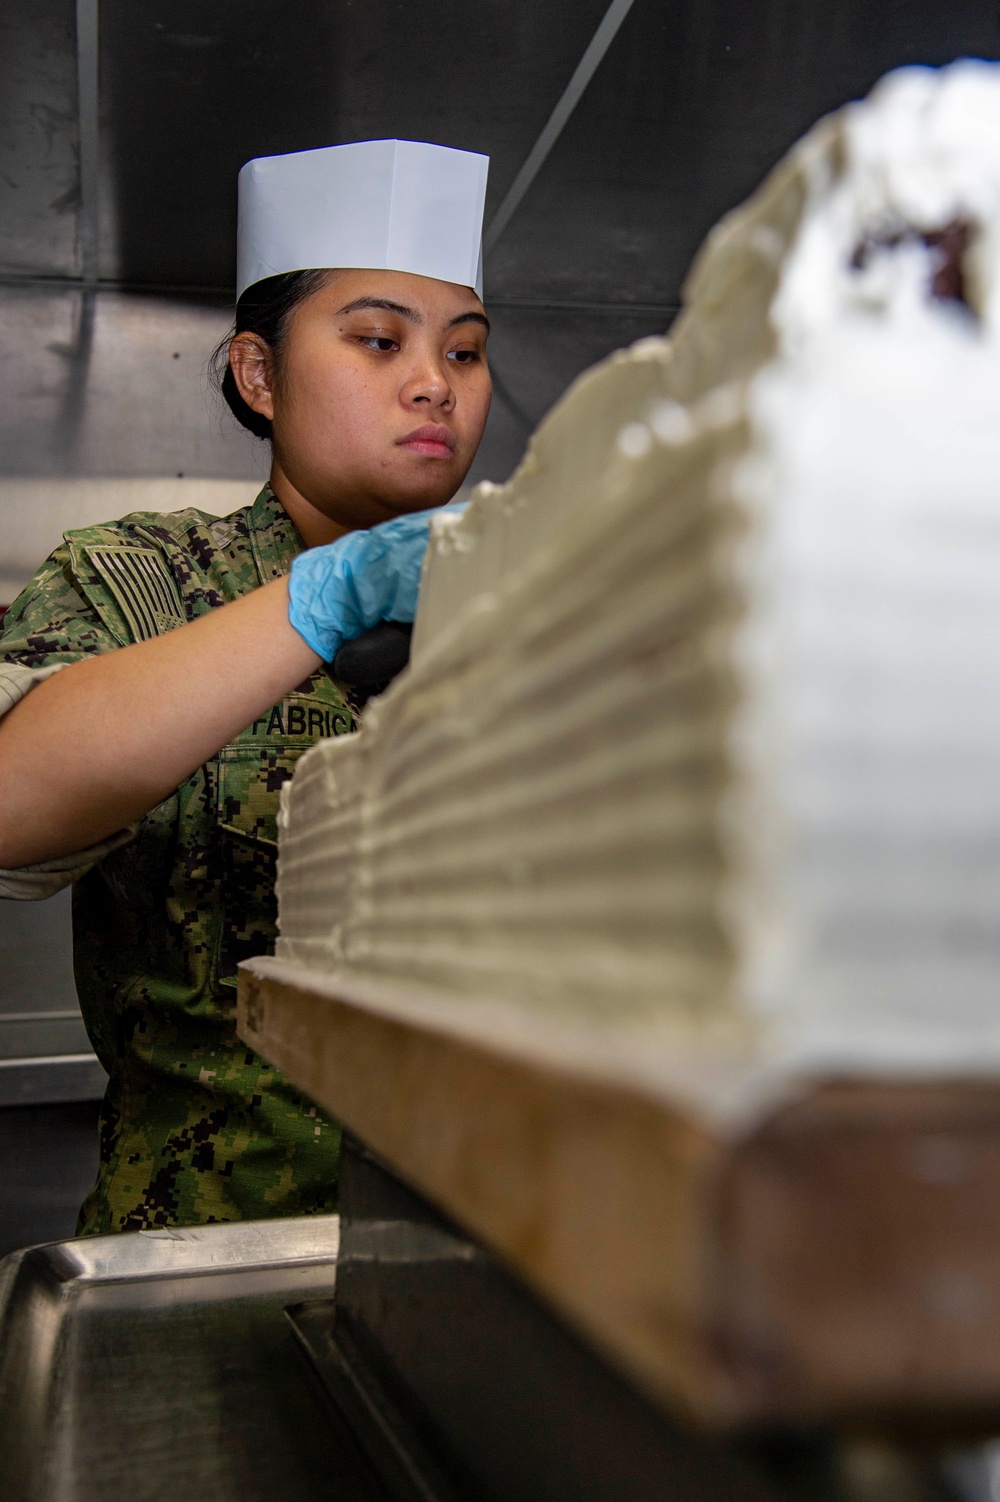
275,63,1000,1122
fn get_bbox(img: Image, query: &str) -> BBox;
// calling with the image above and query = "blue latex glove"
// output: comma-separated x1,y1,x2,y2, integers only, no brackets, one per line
287,507,447,662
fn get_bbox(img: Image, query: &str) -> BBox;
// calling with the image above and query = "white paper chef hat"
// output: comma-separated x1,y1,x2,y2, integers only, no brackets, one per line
237,139,489,301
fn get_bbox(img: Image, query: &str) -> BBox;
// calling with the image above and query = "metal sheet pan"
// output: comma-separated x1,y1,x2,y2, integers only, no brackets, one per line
0,1215,387,1502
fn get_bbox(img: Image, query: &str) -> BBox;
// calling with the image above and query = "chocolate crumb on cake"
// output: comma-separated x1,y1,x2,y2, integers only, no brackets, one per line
851,218,976,307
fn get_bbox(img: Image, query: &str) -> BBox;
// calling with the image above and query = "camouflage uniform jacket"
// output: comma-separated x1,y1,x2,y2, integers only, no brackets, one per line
0,485,355,1232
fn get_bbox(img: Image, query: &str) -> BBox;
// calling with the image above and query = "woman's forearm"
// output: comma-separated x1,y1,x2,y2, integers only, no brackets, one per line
0,577,321,868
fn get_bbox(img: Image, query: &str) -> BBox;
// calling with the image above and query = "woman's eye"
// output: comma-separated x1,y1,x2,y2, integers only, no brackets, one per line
447,348,479,364
360,336,399,352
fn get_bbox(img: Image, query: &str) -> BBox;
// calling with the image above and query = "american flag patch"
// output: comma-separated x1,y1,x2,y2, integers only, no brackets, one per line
85,546,187,641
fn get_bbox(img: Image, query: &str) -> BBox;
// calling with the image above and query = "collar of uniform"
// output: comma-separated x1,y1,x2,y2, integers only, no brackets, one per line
248,483,306,585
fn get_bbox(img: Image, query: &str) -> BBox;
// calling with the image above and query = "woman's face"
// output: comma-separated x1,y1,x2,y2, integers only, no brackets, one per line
232,268,492,533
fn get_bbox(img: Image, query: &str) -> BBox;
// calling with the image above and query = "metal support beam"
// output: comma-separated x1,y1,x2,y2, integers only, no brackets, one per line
484,0,640,255
75,0,100,282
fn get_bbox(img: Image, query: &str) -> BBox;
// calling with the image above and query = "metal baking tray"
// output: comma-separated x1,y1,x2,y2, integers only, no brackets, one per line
0,1215,388,1502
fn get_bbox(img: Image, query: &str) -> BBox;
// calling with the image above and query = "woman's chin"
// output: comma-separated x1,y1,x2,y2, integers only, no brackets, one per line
382,476,463,514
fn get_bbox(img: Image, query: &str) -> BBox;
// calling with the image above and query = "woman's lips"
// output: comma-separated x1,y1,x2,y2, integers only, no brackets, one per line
397,424,456,459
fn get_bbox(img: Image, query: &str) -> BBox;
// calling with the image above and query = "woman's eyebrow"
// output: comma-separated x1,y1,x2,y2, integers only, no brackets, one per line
448,311,491,334
338,296,420,322
337,297,490,335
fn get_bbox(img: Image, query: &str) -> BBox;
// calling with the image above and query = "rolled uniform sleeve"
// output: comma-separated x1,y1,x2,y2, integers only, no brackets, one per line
0,544,138,900
0,660,66,715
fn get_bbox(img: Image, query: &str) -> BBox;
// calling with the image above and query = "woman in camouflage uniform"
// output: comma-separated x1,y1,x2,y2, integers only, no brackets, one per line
0,235,491,1230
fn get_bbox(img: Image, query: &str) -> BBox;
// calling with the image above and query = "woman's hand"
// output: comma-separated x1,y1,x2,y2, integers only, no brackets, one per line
287,508,435,661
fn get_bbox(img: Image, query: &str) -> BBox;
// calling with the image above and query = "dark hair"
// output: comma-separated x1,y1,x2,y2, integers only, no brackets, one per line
212,269,330,440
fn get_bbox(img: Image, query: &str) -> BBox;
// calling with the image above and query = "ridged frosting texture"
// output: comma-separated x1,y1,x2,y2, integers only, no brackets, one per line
275,62,1000,1096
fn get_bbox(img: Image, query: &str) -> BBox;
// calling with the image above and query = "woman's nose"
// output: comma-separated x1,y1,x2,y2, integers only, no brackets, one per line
401,351,454,408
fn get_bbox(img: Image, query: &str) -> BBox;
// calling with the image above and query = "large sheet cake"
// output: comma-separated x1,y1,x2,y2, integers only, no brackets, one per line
273,63,1000,1124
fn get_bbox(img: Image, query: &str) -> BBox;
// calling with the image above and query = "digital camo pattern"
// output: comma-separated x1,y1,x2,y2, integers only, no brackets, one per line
0,487,356,1231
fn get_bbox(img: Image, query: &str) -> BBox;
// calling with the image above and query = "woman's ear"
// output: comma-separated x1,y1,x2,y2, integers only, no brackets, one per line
228,333,276,421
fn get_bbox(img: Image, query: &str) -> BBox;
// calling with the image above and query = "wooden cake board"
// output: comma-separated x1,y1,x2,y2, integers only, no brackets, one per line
238,957,1000,1435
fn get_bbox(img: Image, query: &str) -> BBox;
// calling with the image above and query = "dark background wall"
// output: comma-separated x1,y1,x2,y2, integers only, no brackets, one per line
83,0,1000,300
